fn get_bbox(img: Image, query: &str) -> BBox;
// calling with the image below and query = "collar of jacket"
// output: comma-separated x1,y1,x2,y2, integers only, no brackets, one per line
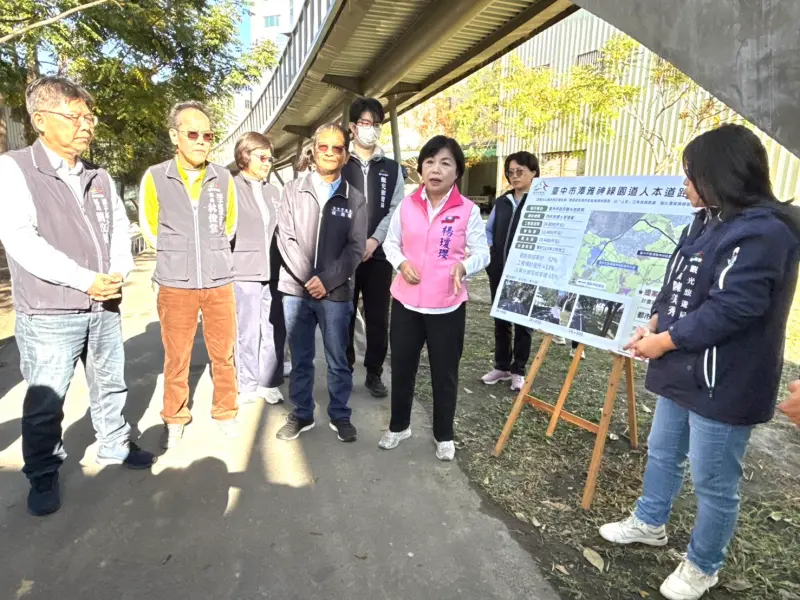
348,145,385,166
298,171,350,201
30,139,97,181
410,183,464,217
165,158,219,186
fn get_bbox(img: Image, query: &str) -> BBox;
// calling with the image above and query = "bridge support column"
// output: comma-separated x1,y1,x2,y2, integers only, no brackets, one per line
293,138,304,179
388,94,401,165
341,94,354,128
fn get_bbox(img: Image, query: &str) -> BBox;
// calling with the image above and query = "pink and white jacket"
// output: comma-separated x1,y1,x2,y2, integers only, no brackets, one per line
386,185,489,311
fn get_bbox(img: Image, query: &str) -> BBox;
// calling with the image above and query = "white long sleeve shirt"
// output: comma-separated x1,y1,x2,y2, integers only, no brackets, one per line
0,143,134,293
383,186,490,314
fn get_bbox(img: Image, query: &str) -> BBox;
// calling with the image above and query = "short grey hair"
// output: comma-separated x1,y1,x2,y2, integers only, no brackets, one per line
25,76,94,115
168,100,211,130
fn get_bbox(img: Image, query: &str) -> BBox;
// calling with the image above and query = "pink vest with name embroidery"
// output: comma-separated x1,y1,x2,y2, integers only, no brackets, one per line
390,186,475,309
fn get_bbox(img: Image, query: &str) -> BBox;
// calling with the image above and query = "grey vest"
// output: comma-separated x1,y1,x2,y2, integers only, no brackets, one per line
231,173,279,282
6,140,113,315
149,160,234,289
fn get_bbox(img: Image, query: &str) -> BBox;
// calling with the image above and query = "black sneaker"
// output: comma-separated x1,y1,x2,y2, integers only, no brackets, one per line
276,414,315,440
27,472,61,517
329,420,357,442
365,374,388,398
96,440,156,470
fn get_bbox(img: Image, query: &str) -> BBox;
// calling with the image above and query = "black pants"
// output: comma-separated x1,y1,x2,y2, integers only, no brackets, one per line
489,271,532,375
347,258,393,377
390,300,465,442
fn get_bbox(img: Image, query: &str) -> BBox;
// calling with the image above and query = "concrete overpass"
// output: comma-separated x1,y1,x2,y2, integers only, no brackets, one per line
212,0,800,169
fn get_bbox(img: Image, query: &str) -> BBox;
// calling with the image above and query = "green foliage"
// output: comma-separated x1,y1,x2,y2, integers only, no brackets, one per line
407,35,641,164
0,0,278,185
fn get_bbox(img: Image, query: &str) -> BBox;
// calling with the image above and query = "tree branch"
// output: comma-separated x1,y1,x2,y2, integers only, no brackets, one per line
0,0,121,45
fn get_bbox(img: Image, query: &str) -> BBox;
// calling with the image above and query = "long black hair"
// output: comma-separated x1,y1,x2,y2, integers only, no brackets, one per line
683,124,781,218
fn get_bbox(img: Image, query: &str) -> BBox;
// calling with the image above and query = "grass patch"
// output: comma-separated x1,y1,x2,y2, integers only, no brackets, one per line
413,271,800,600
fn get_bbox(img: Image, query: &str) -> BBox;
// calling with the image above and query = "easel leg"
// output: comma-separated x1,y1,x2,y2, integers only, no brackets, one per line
625,357,638,449
545,343,584,437
581,354,624,510
493,335,552,457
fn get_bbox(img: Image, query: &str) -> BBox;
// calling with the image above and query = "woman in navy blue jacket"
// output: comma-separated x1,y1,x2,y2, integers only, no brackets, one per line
599,125,800,600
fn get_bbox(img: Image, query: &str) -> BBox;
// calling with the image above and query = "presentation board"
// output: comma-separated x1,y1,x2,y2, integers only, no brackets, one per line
489,176,695,353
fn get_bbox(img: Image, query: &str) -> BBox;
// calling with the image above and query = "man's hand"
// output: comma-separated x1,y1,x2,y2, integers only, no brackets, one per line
399,261,420,285
305,276,327,300
778,380,800,427
629,330,675,360
363,237,380,262
88,273,123,302
451,262,466,295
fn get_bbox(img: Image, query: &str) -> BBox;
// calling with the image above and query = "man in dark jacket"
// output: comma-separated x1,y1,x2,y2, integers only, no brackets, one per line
276,123,367,443
342,97,405,398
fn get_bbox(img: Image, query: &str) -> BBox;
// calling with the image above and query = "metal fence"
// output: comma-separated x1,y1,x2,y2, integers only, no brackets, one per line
211,0,339,166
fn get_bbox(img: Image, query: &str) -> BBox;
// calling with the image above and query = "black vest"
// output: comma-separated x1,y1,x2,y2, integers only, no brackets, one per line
341,155,399,260
488,192,526,278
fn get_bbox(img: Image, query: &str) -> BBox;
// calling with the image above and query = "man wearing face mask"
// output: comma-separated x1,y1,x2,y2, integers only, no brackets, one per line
342,97,406,399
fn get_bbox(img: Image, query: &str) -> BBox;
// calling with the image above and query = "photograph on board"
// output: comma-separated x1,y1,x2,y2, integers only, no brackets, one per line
497,279,538,316
530,287,575,326
566,294,623,340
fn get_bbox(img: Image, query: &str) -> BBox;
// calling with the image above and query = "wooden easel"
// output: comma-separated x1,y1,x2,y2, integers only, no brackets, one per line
492,333,638,509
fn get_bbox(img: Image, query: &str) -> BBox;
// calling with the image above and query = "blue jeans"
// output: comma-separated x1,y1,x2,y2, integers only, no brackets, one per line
634,396,753,575
283,296,353,423
16,311,131,481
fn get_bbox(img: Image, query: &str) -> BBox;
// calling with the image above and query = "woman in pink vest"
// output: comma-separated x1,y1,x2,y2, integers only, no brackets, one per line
379,136,490,460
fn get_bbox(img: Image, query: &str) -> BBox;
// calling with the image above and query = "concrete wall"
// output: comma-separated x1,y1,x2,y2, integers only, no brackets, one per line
574,0,800,157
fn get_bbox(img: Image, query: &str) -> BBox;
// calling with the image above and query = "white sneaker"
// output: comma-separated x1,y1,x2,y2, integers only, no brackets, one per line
238,391,260,405
378,428,411,449
216,418,240,439
435,440,455,461
599,514,668,546
553,336,567,345
660,559,718,600
510,374,525,391
283,361,292,377
481,369,512,385
259,386,283,405
161,423,185,449
570,348,586,360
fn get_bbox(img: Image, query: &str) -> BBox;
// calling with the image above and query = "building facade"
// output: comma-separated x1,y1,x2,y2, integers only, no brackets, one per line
496,10,800,201
231,0,305,125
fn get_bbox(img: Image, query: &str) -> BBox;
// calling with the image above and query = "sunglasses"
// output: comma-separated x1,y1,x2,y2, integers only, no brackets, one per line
316,144,345,156
178,130,214,143
507,168,529,177
253,153,274,164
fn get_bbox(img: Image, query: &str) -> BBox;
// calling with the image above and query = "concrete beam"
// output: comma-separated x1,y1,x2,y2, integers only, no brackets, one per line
321,75,364,95
362,0,496,97
283,125,314,138
384,82,421,97
574,0,800,157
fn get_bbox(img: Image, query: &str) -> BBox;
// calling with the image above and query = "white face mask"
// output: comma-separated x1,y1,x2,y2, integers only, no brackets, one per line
355,125,379,147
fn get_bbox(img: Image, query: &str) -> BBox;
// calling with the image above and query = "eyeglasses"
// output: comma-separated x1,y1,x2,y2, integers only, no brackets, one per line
507,168,530,177
177,130,214,143
38,110,98,127
316,144,345,155
253,154,274,164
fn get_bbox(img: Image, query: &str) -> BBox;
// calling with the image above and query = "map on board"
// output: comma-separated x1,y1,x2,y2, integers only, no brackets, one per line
489,175,695,353
571,212,692,295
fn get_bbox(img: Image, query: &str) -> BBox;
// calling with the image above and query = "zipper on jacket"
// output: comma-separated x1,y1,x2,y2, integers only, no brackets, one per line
68,179,104,295
313,209,323,269
192,202,202,283
704,246,739,398
502,194,519,261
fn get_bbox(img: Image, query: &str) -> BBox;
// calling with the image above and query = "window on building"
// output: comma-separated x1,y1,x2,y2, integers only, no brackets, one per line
539,151,587,177
264,15,280,28
576,50,601,67
244,100,252,110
